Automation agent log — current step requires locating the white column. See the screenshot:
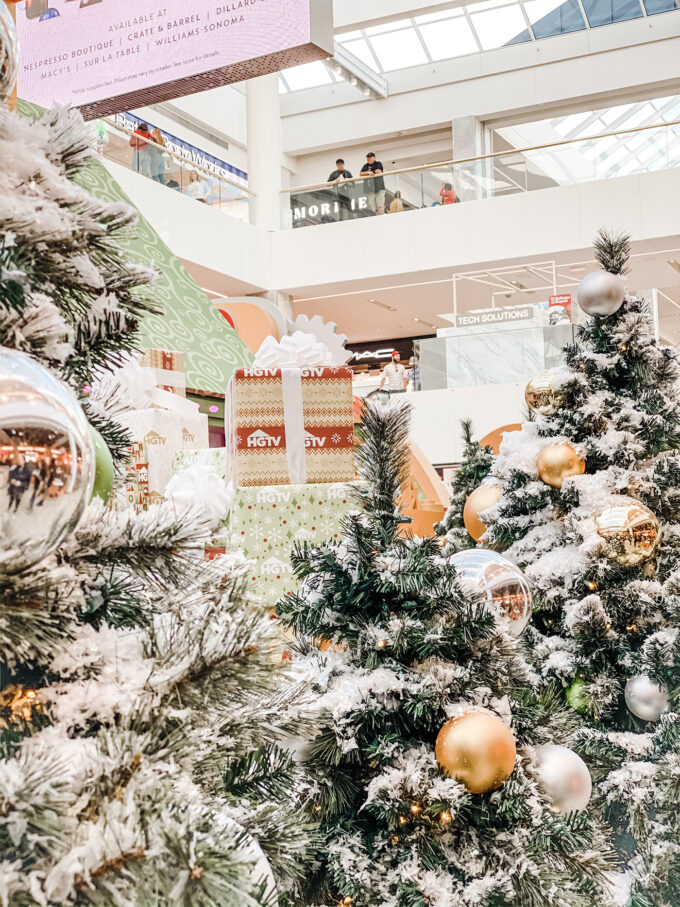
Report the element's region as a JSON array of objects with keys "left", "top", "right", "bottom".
[
  {"left": 246, "top": 73, "right": 283, "bottom": 231},
  {"left": 452, "top": 116, "right": 486, "bottom": 201}
]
